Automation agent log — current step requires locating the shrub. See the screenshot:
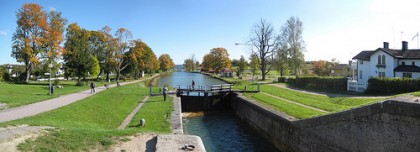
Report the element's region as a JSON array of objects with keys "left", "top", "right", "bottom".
[
  {"left": 53, "top": 79, "right": 60, "bottom": 86},
  {"left": 287, "top": 76, "right": 347, "bottom": 92},
  {"left": 365, "top": 77, "right": 420, "bottom": 94}
]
